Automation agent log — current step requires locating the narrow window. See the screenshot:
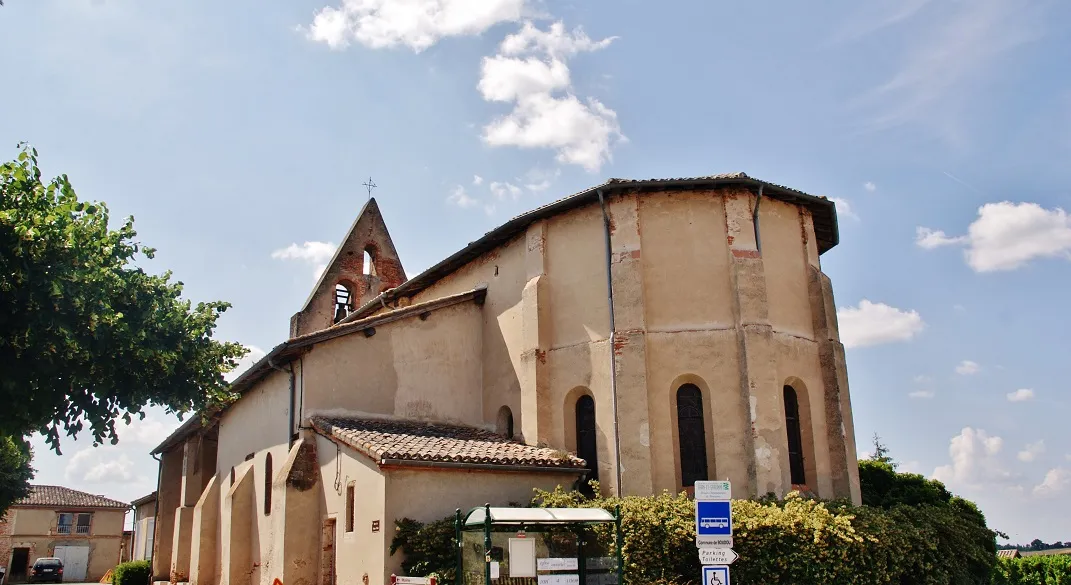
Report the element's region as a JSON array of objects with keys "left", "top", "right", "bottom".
[
  {"left": 263, "top": 453, "right": 273, "bottom": 516},
  {"left": 333, "top": 283, "right": 353, "bottom": 324},
  {"left": 57, "top": 513, "right": 73, "bottom": 534},
  {"left": 363, "top": 248, "right": 376, "bottom": 276},
  {"left": 676, "top": 384, "right": 709, "bottom": 487},
  {"left": 575, "top": 395, "right": 599, "bottom": 496},
  {"left": 497, "top": 406, "right": 514, "bottom": 439},
  {"left": 230, "top": 467, "right": 235, "bottom": 485},
  {"left": 345, "top": 484, "right": 355, "bottom": 532},
  {"left": 784, "top": 386, "right": 806, "bottom": 485}
]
